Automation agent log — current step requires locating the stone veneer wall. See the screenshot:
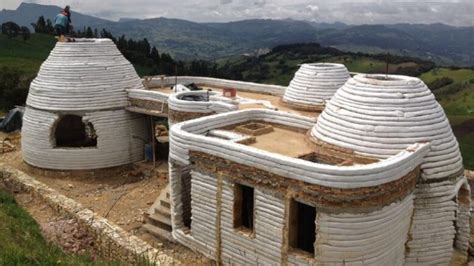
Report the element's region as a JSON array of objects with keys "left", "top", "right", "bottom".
[{"left": 168, "top": 109, "right": 431, "bottom": 264}]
